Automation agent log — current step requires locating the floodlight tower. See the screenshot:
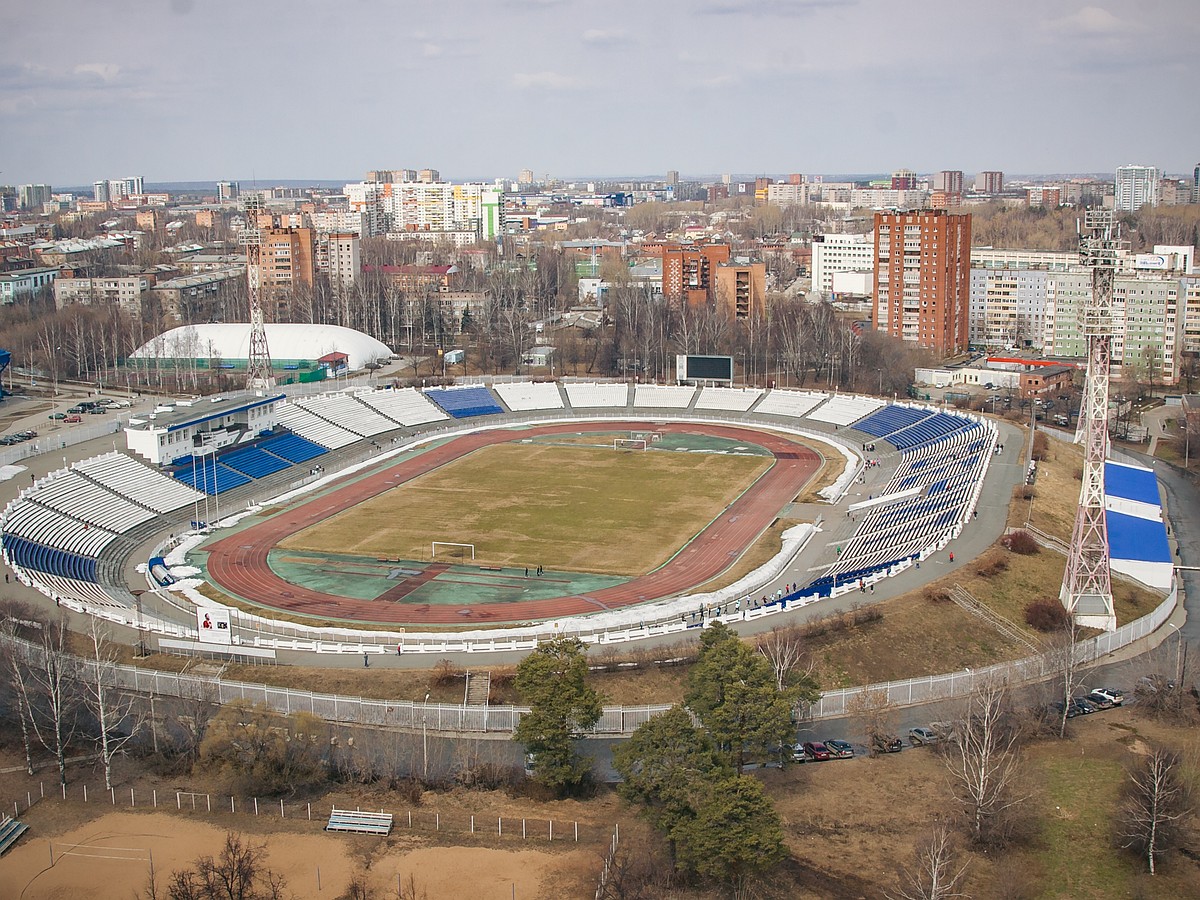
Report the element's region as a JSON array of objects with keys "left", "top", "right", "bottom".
[
  {"left": 241, "top": 195, "right": 275, "bottom": 392},
  {"left": 1059, "top": 209, "right": 1124, "bottom": 631}
]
